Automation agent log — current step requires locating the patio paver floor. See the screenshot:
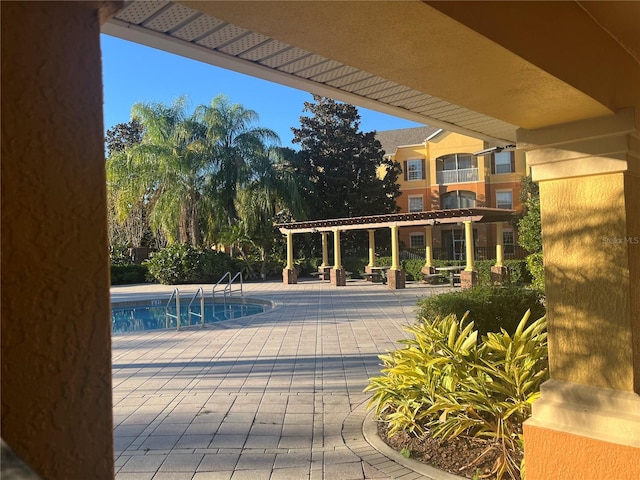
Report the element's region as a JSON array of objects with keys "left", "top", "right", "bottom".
[{"left": 112, "top": 279, "right": 456, "bottom": 479}]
